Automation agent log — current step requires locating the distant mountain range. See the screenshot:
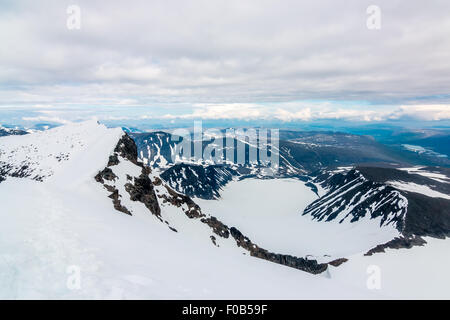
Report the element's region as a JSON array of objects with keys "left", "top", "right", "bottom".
[{"left": 131, "top": 128, "right": 450, "bottom": 246}]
